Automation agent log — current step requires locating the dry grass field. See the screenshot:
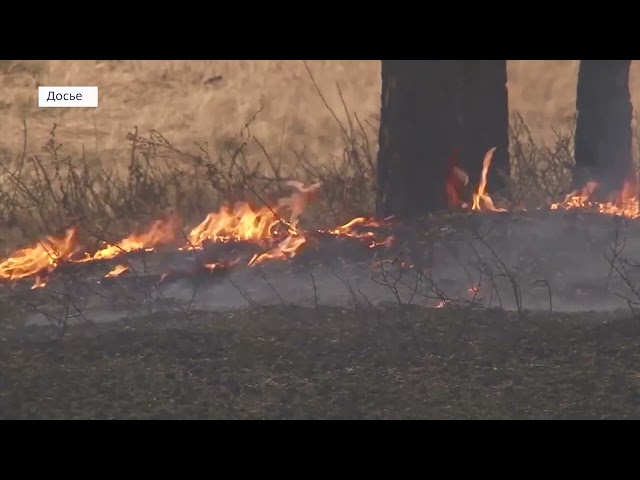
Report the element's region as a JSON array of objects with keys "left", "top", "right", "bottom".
[{"left": 2, "top": 60, "right": 640, "bottom": 164}]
